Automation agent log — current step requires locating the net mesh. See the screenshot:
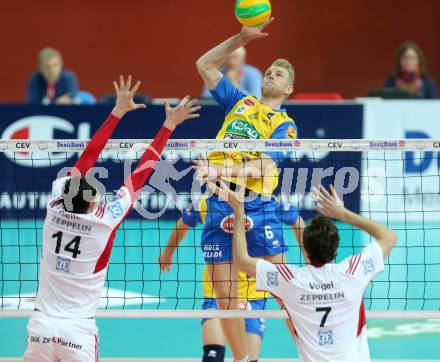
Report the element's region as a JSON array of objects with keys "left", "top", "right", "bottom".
[{"left": 1, "top": 139, "right": 439, "bottom": 315}]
